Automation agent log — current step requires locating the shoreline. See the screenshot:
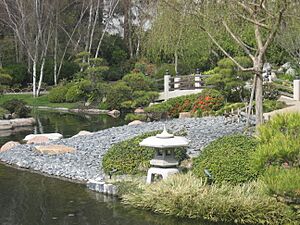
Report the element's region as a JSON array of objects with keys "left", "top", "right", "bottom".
[{"left": 0, "top": 117, "right": 246, "bottom": 184}]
